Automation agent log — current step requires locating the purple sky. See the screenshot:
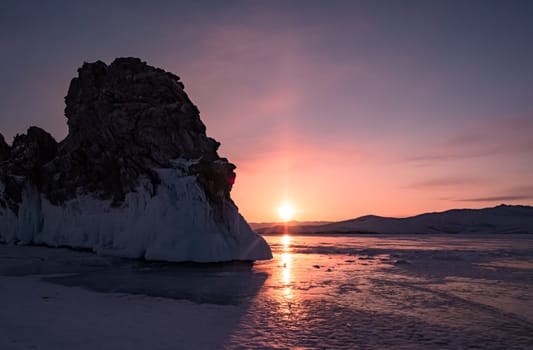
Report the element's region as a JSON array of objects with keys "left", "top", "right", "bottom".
[{"left": 1, "top": 1, "right": 533, "bottom": 221}]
